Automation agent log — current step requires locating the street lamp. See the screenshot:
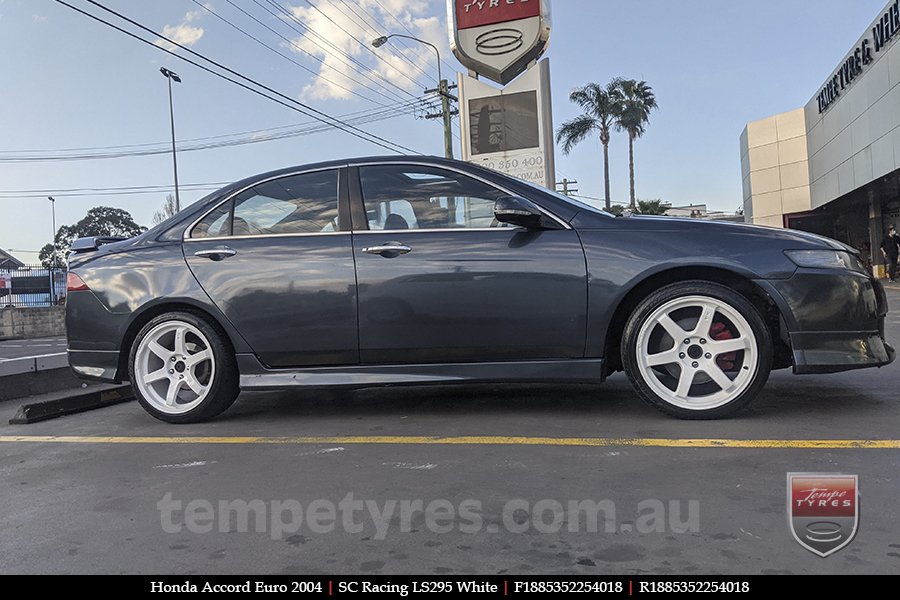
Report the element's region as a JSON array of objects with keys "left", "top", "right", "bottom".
[
  {"left": 372, "top": 34, "right": 455, "bottom": 159},
  {"left": 160, "top": 67, "right": 182, "bottom": 212}
]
